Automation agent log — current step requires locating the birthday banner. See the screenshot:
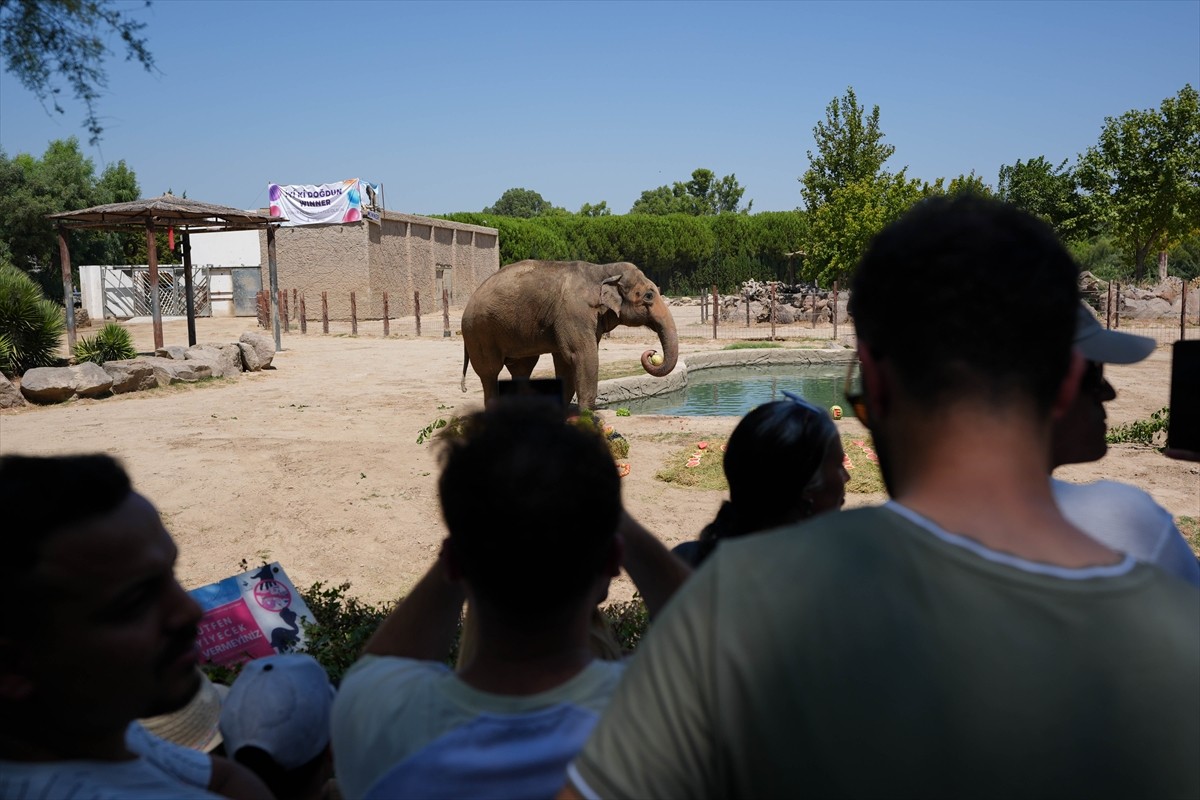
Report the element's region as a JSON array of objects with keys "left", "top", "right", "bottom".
[
  {"left": 269, "top": 179, "right": 364, "bottom": 226},
  {"left": 188, "top": 562, "right": 318, "bottom": 667}
]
